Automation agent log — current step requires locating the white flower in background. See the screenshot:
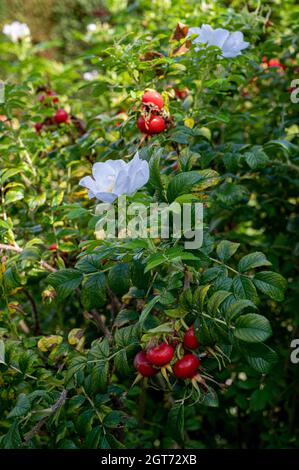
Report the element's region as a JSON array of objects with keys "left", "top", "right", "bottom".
[
  {"left": 87, "top": 23, "right": 97, "bottom": 33},
  {"left": 83, "top": 70, "right": 99, "bottom": 81},
  {"left": 79, "top": 152, "right": 150, "bottom": 203},
  {"left": 2, "top": 21, "right": 30, "bottom": 42},
  {"left": 188, "top": 24, "right": 249, "bottom": 58}
]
